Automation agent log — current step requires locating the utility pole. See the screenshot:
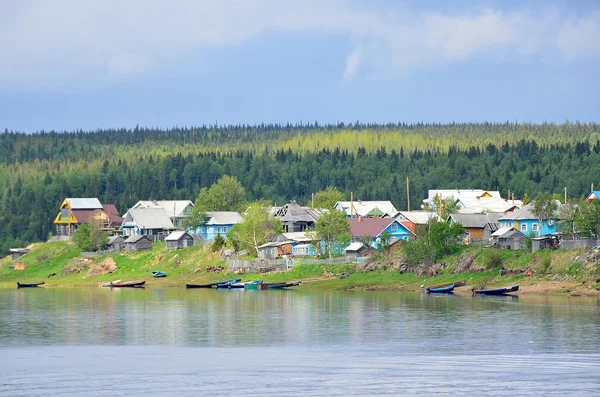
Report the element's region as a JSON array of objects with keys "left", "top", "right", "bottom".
[
  {"left": 564, "top": 187, "right": 567, "bottom": 204},
  {"left": 350, "top": 191, "right": 354, "bottom": 218},
  {"left": 406, "top": 176, "right": 410, "bottom": 211}
]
